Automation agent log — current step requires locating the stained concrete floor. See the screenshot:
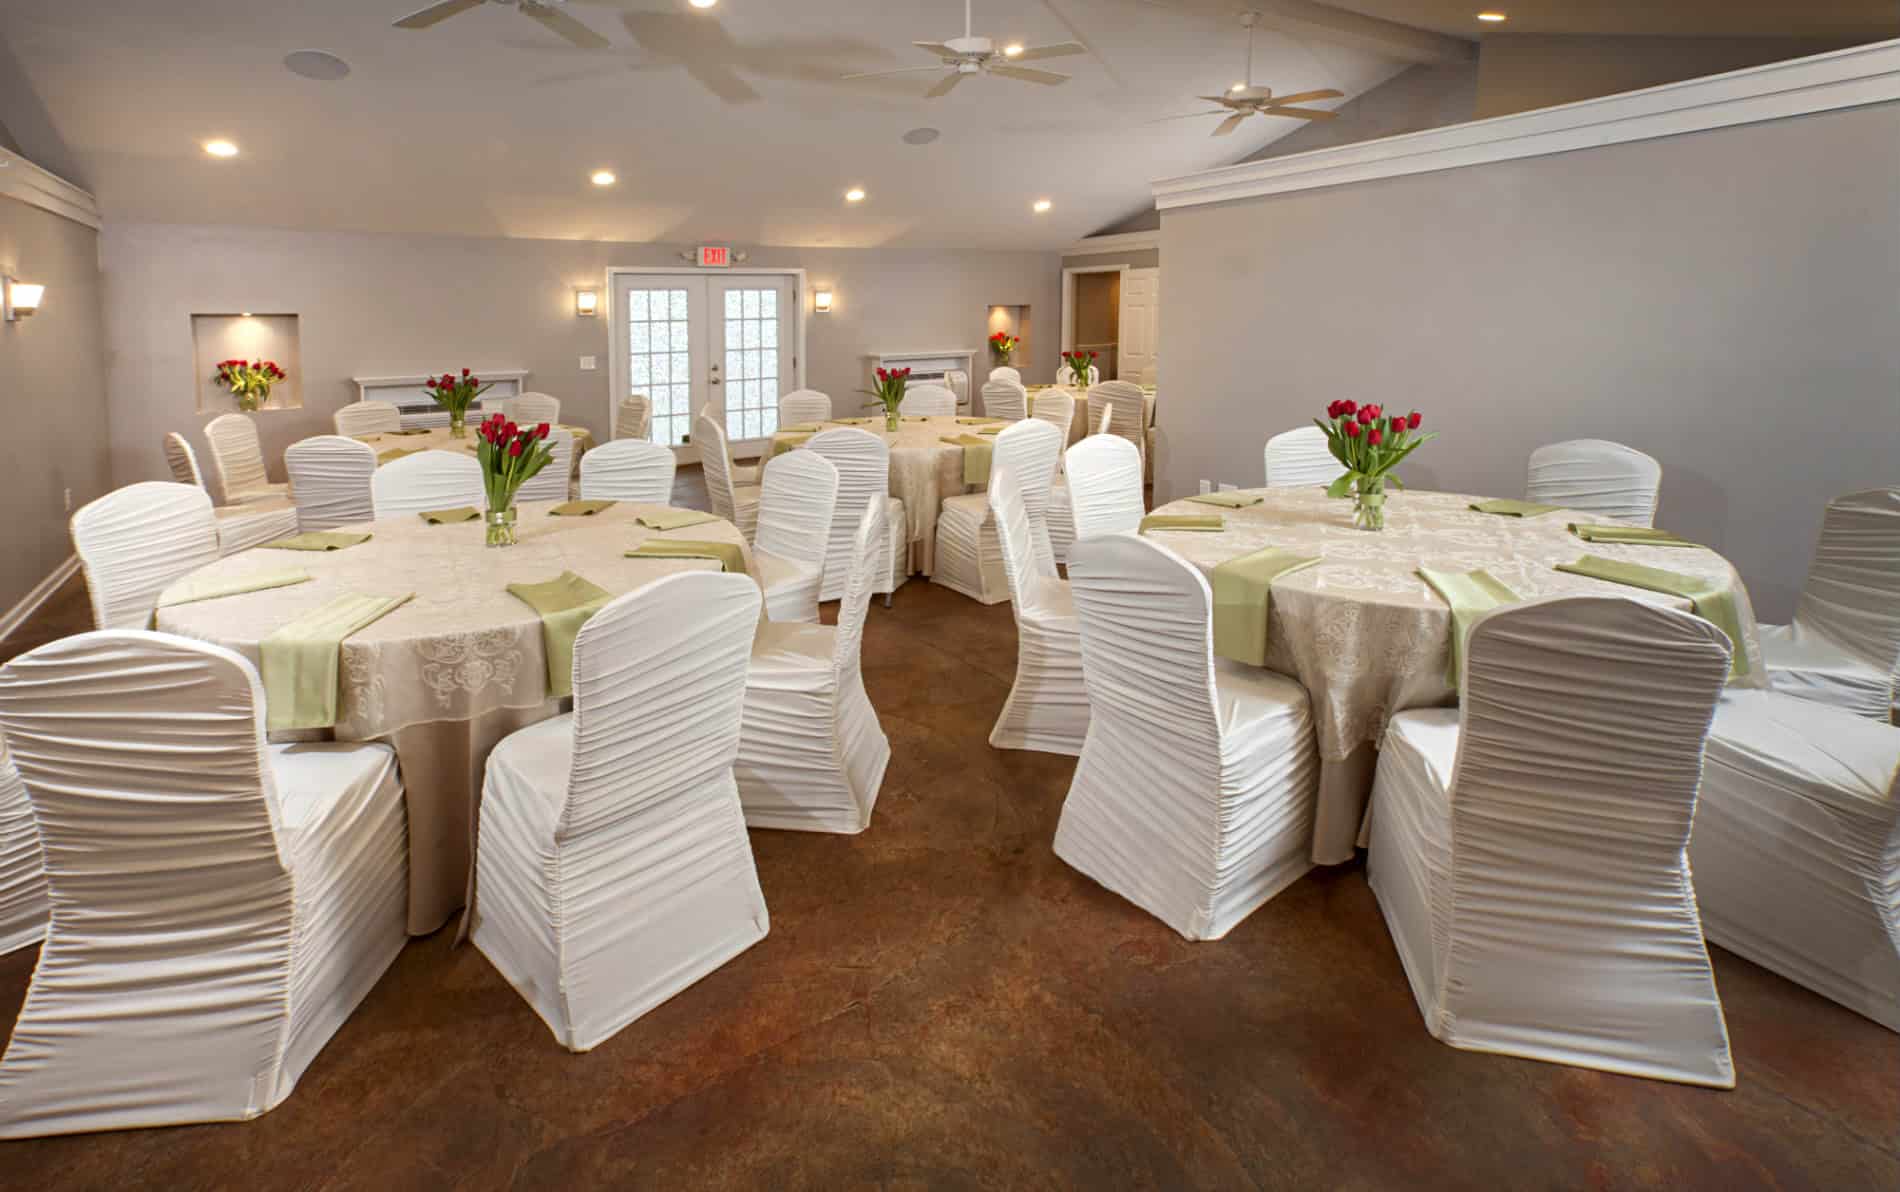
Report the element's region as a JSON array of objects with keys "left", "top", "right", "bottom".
[{"left": 1, "top": 573, "right": 1896, "bottom": 1189}]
